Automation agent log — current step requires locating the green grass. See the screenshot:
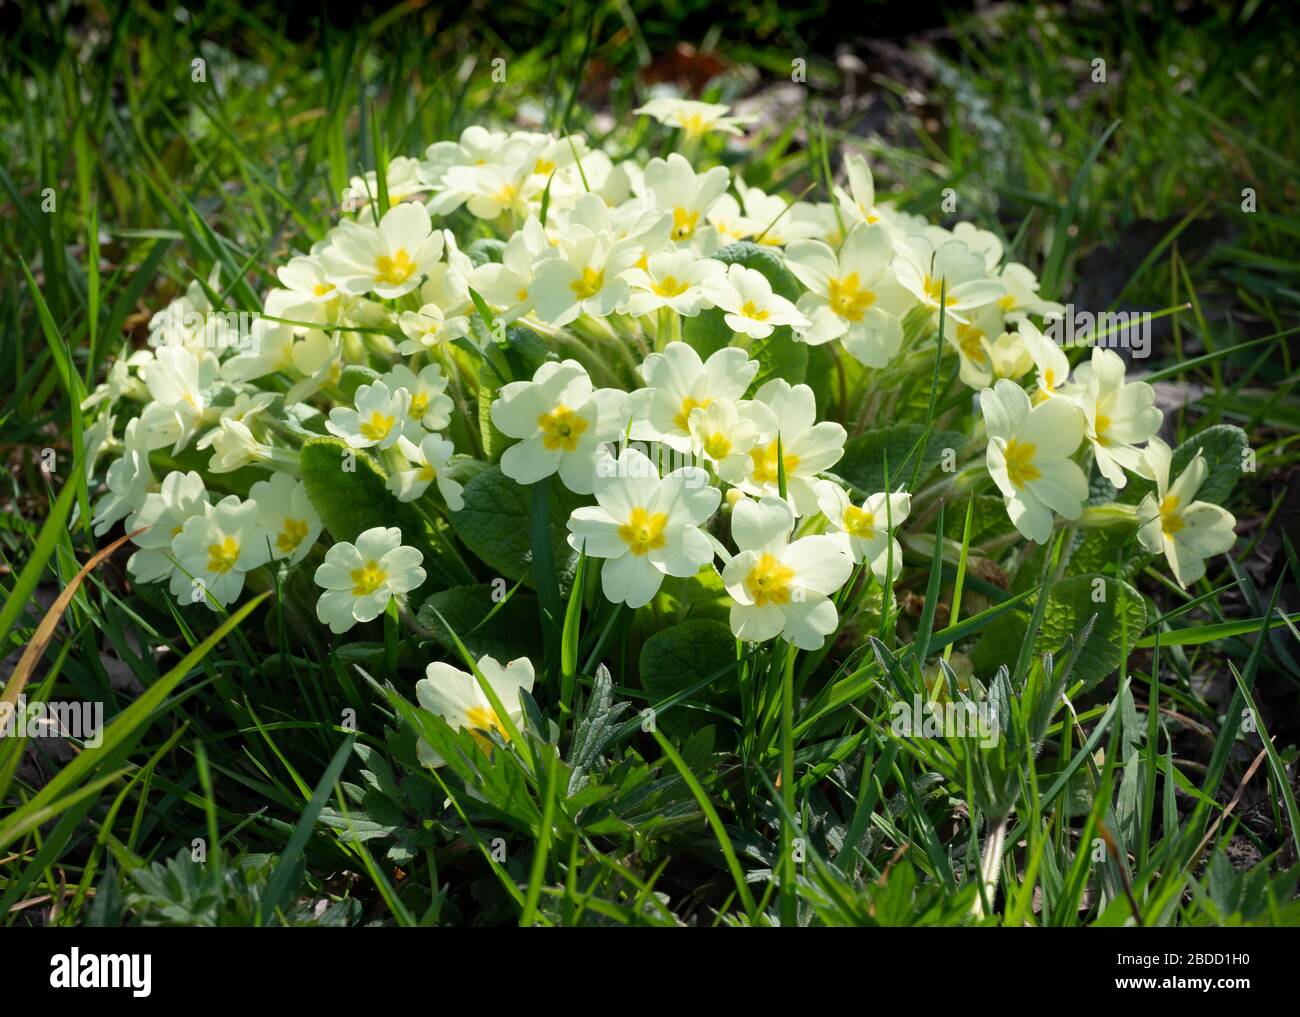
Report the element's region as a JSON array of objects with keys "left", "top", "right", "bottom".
[{"left": 1, "top": 1, "right": 1298, "bottom": 926}]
